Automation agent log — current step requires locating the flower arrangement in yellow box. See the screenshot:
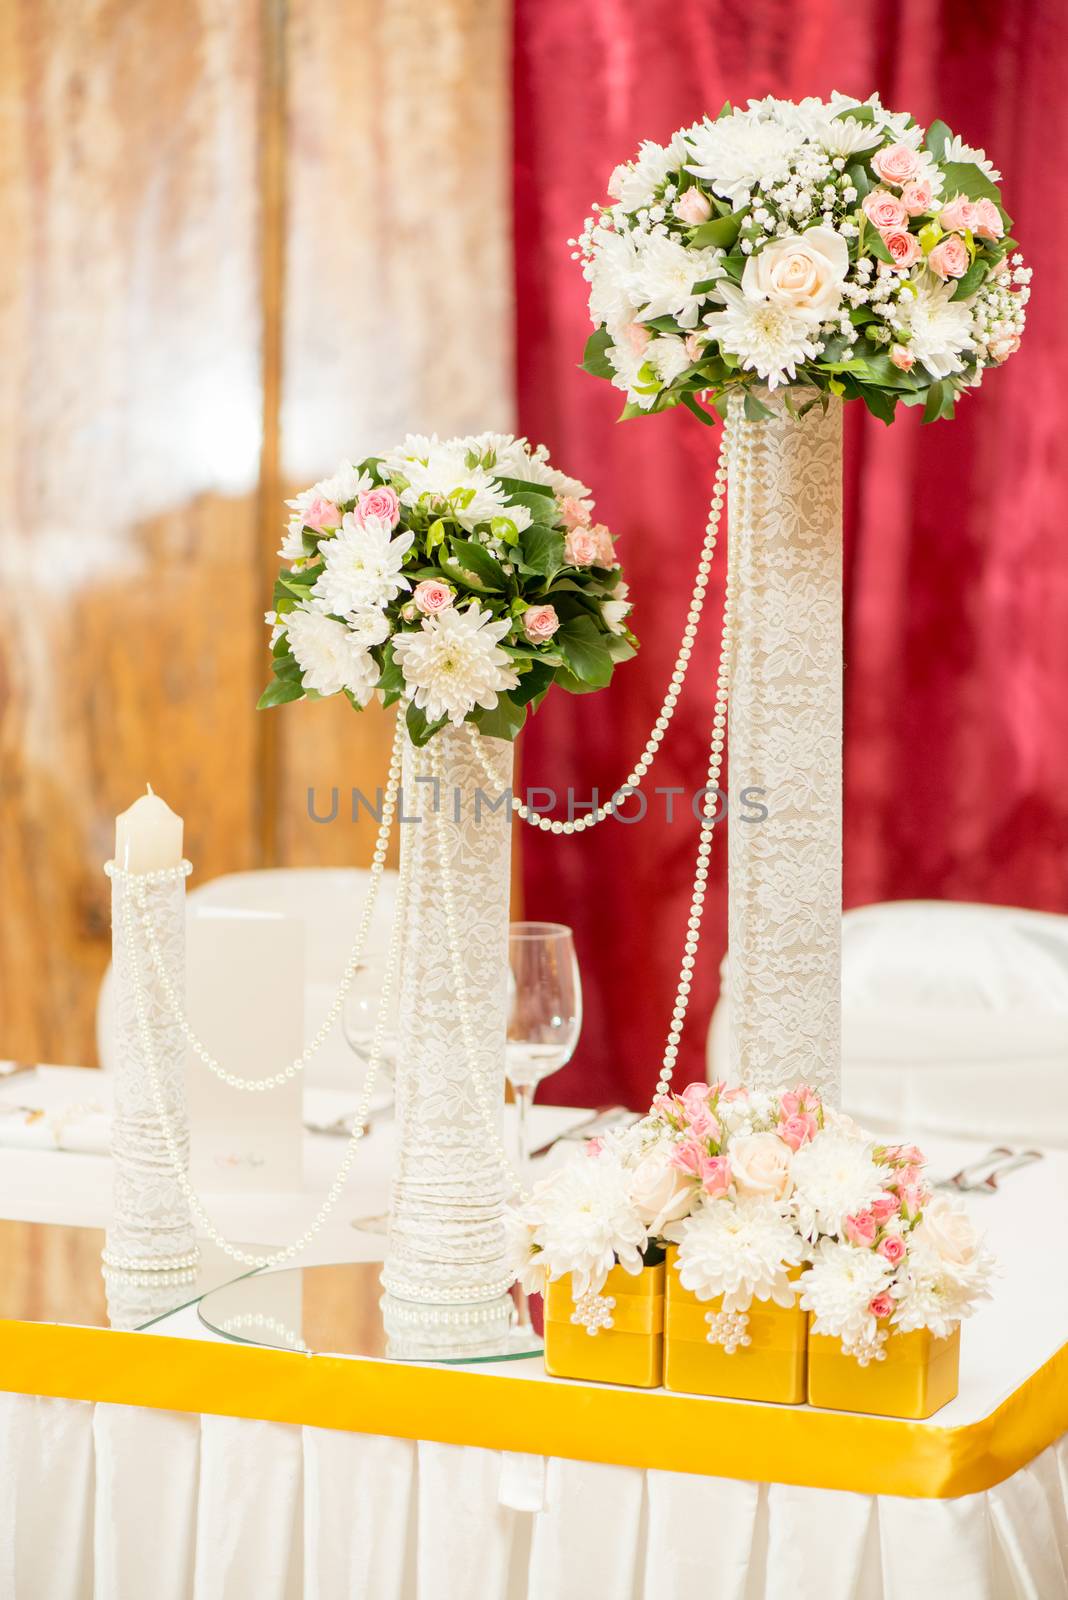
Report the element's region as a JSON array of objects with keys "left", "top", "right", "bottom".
[{"left": 543, "top": 1258, "right": 665, "bottom": 1388}]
